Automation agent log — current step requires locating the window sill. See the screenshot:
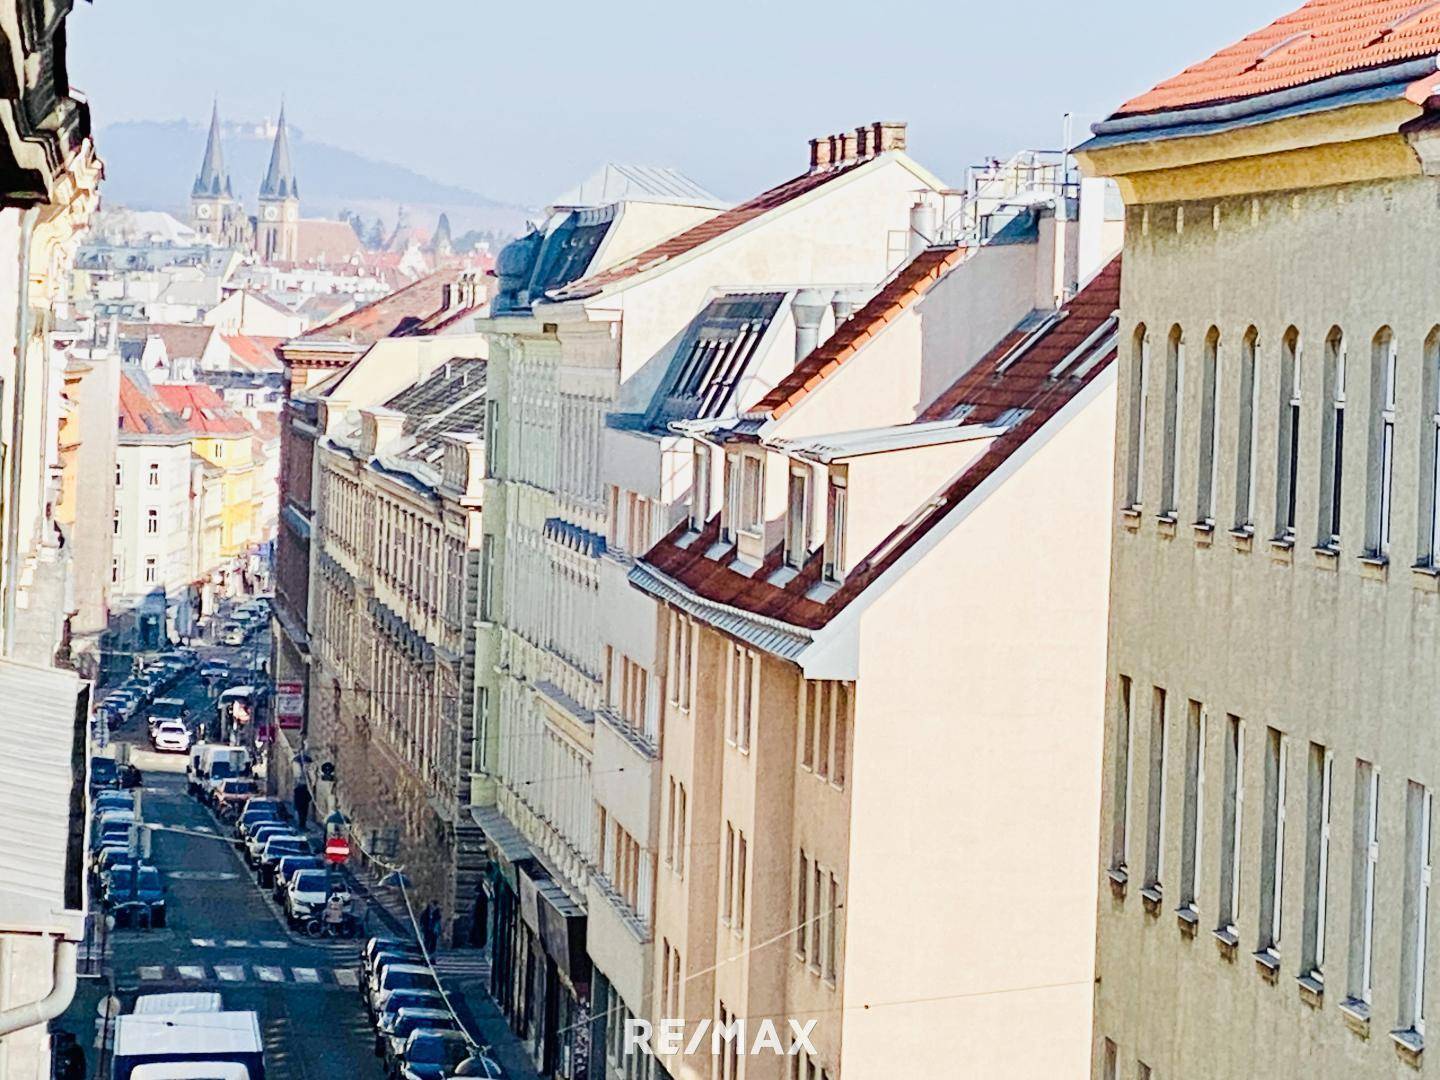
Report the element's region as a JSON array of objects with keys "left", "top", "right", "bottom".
[
  {"left": 1253, "top": 949, "right": 1281, "bottom": 983},
  {"left": 1390, "top": 1027, "right": 1424, "bottom": 1065},
  {"left": 1269, "top": 536, "right": 1295, "bottom": 565},
  {"left": 1213, "top": 927, "right": 1239, "bottom": 960},
  {"left": 1139, "top": 885, "right": 1163, "bottom": 915},
  {"left": 1119, "top": 505, "right": 1142, "bottom": 531},
  {"left": 1339, "top": 998, "right": 1371, "bottom": 1038},
  {"left": 1414, "top": 563, "right": 1440, "bottom": 594},
  {"left": 1296, "top": 973, "right": 1324, "bottom": 1009},
  {"left": 1229, "top": 526, "right": 1255, "bottom": 553},
  {"left": 1175, "top": 905, "right": 1199, "bottom": 937},
  {"left": 1312, "top": 544, "right": 1340, "bottom": 571},
  {"left": 1156, "top": 514, "right": 1178, "bottom": 540},
  {"left": 1193, "top": 521, "right": 1215, "bottom": 547},
  {"left": 1106, "top": 866, "right": 1128, "bottom": 899},
  {"left": 1358, "top": 554, "right": 1389, "bottom": 583}
]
